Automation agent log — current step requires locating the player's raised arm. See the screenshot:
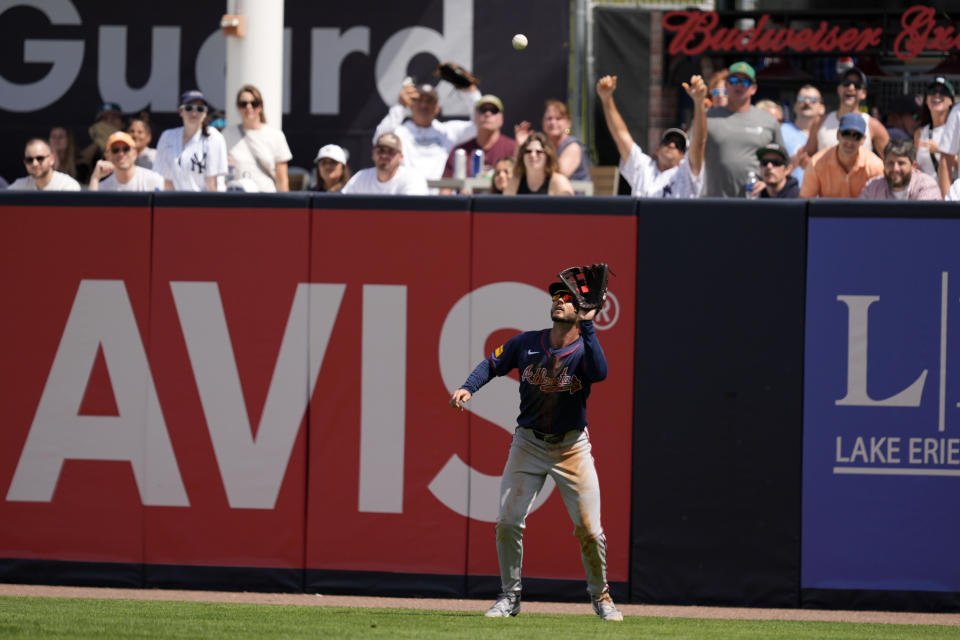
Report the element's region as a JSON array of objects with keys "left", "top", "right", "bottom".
[
  {"left": 683, "top": 75, "right": 708, "bottom": 177},
  {"left": 596, "top": 75, "right": 634, "bottom": 162}
]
